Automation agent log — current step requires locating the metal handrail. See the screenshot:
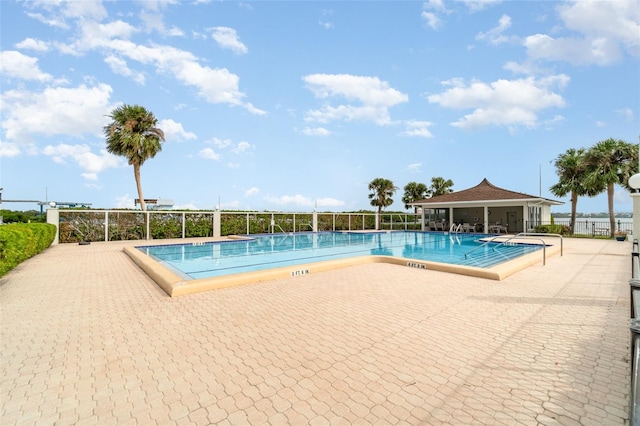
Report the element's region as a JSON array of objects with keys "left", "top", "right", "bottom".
[
  {"left": 631, "top": 320, "right": 640, "bottom": 426},
  {"left": 630, "top": 240, "right": 639, "bottom": 426},
  {"left": 492, "top": 235, "right": 547, "bottom": 265},
  {"left": 514, "top": 232, "right": 563, "bottom": 256},
  {"left": 464, "top": 232, "right": 562, "bottom": 266}
]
